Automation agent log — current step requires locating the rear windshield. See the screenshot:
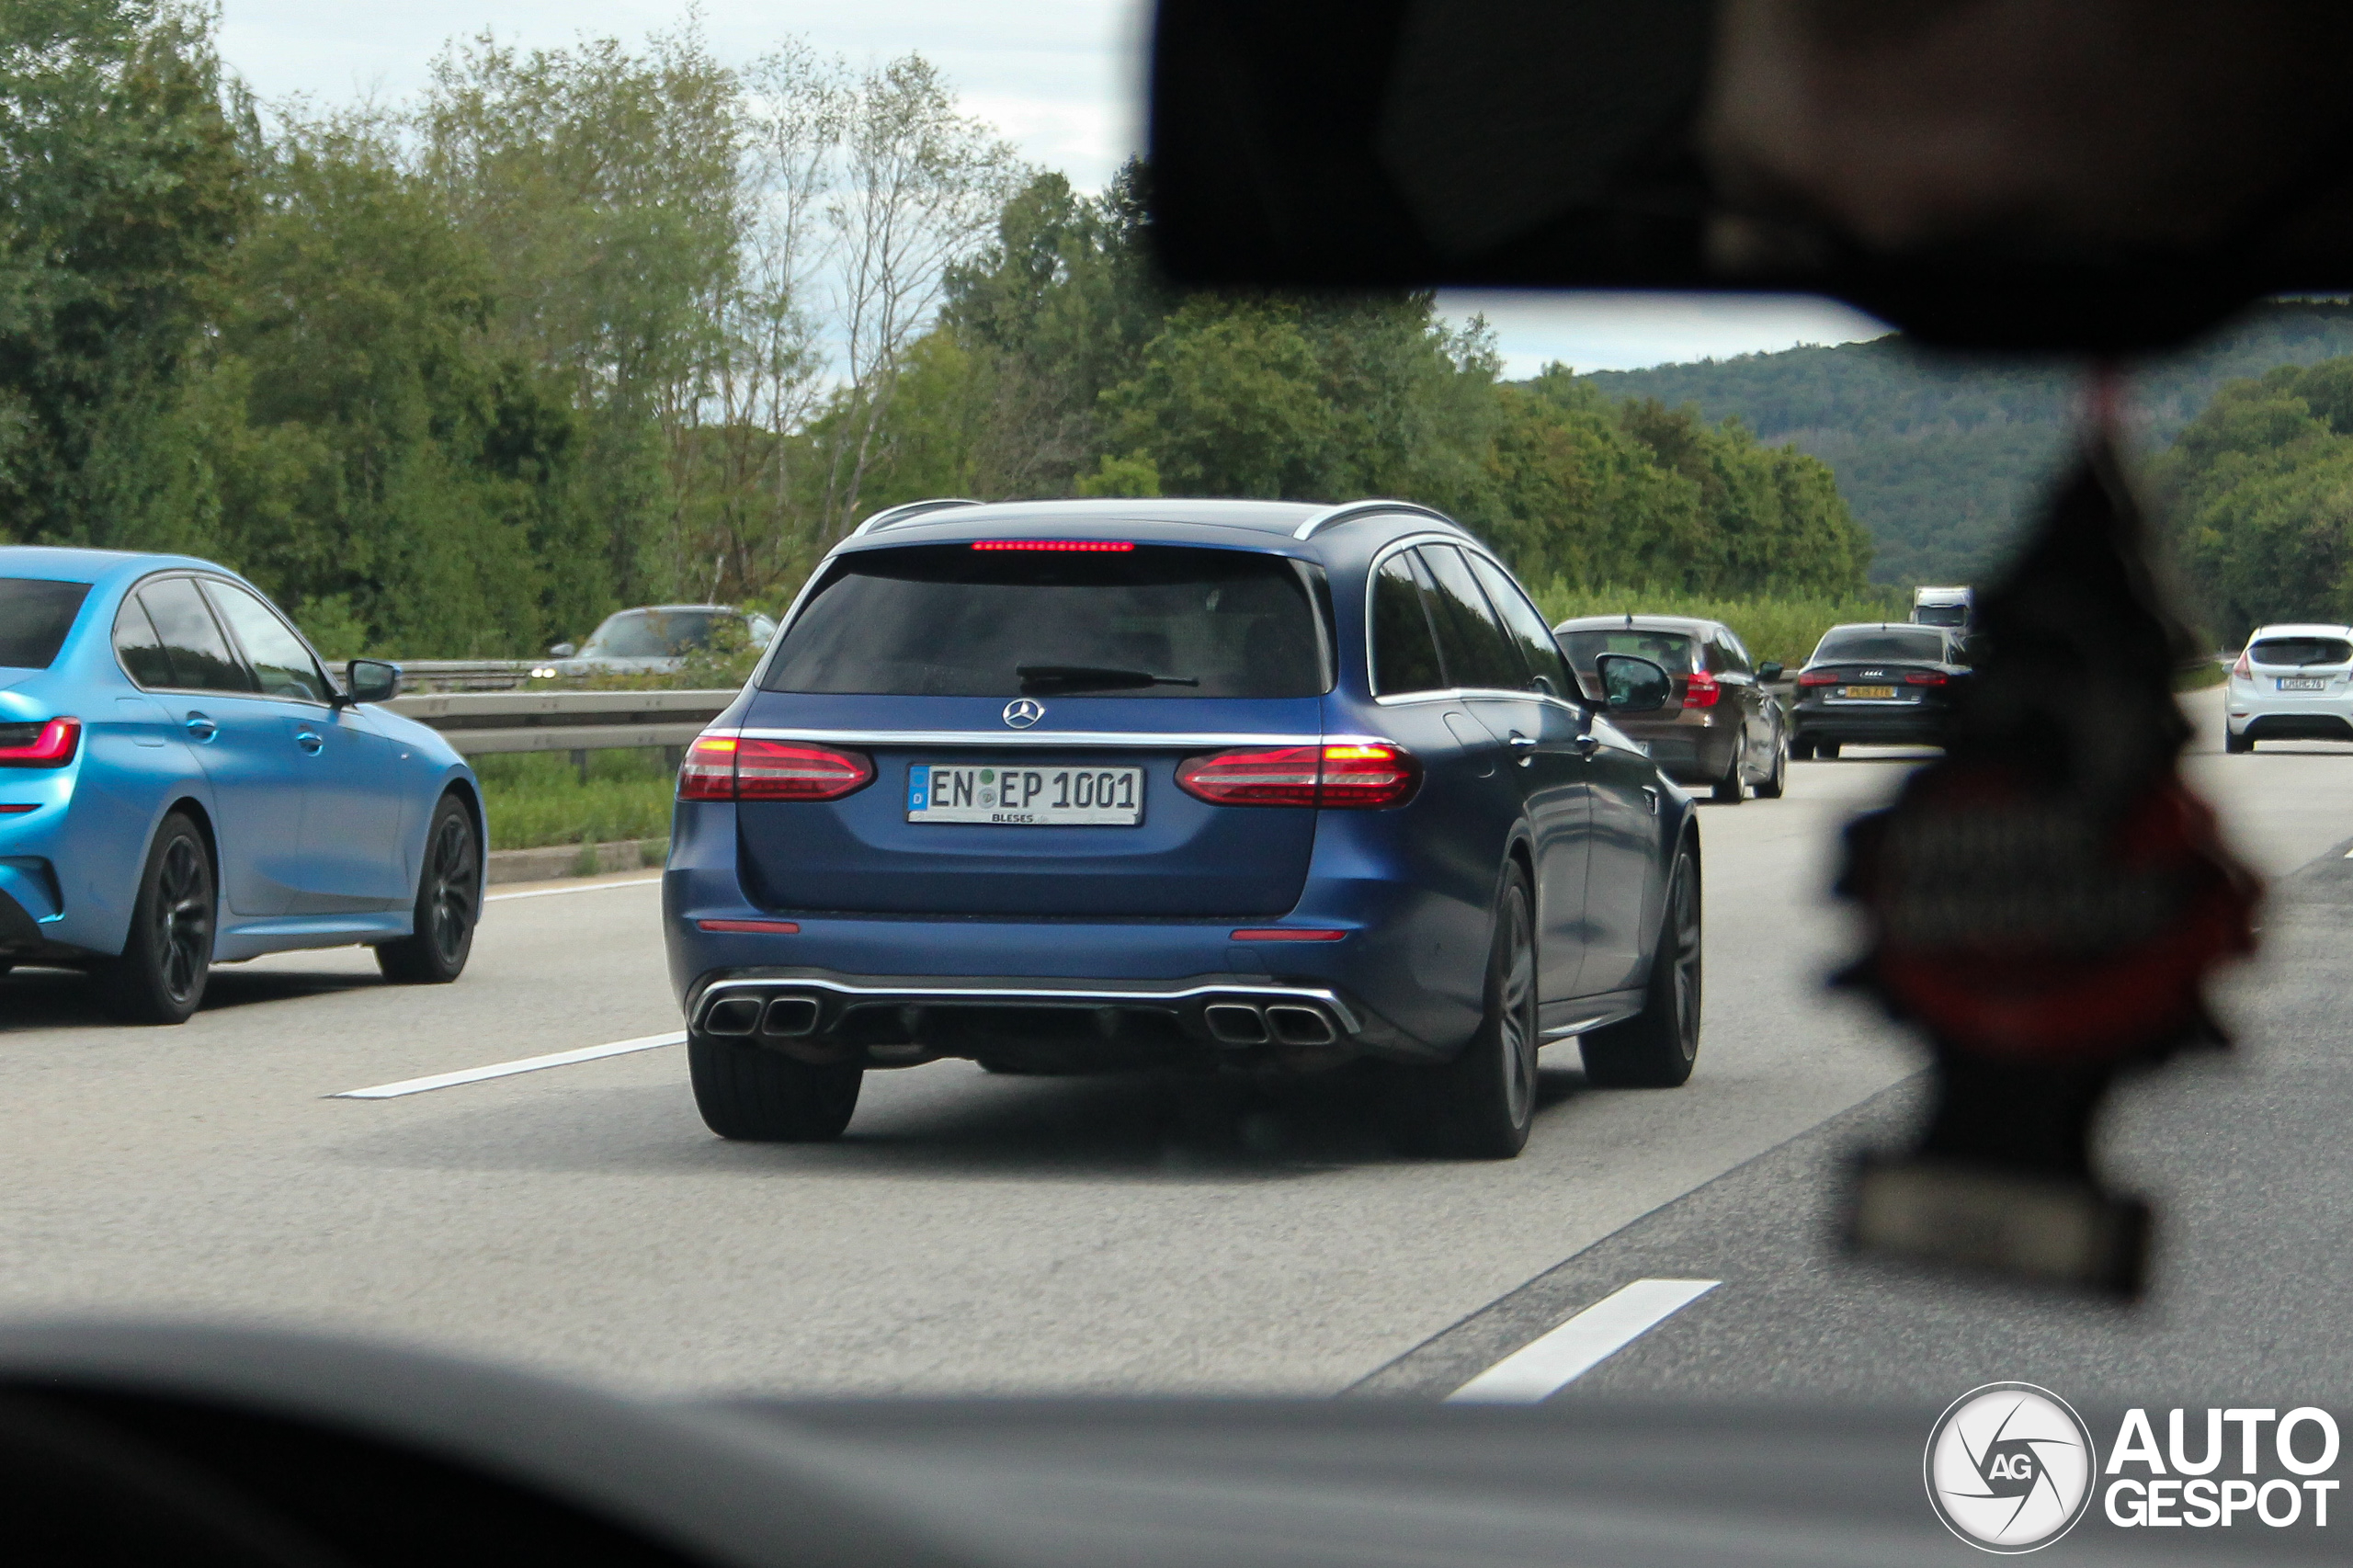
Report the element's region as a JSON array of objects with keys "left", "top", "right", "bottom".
[
  {"left": 1811, "top": 627, "right": 1948, "bottom": 665},
  {"left": 1556, "top": 628, "right": 1696, "bottom": 675},
  {"left": 763, "top": 544, "right": 1328, "bottom": 699},
  {"left": 0, "top": 577, "right": 92, "bottom": 669},
  {"left": 2250, "top": 636, "right": 2353, "bottom": 667},
  {"left": 584, "top": 608, "right": 728, "bottom": 658},
  {"left": 1913, "top": 604, "right": 1968, "bottom": 628}
]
